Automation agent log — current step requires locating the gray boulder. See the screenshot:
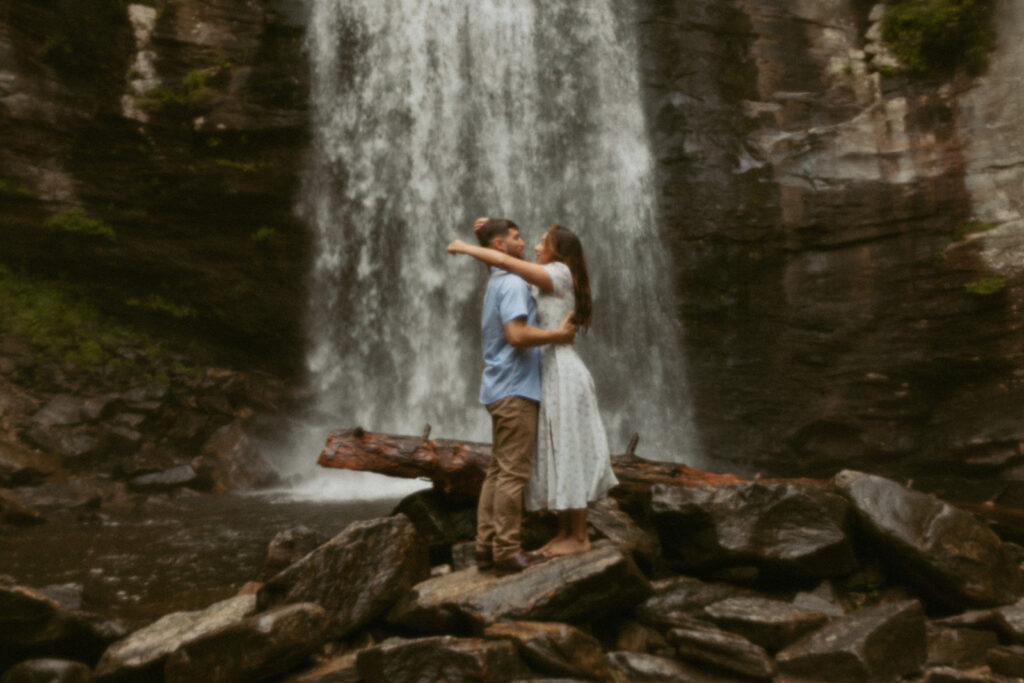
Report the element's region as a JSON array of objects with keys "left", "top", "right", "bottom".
[
  {"left": 635, "top": 575, "right": 755, "bottom": 631},
  {"left": 987, "top": 644, "right": 1024, "bottom": 678},
  {"left": 258, "top": 515, "right": 428, "bottom": 637},
  {"left": 483, "top": 621, "right": 609, "bottom": 680},
  {"left": 0, "top": 489, "right": 46, "bottom": 526},
  {"left": 776, "top": 599, "right": 927, "bottom": 683},
  {"left": 0, "top": 582, "right": 126, "bottom": 672},
  {"left": 32, "top": 396, "right": 87, "bottom": 427},
  {"left": 261, "top": 525, "right": 327, "bottom": 579},
  {"left": 0, "top": 658, "right": 91, "bottom": 683},
  {"left": 925, "top": 623, "right": 999, "bottom": 668},
  {"left": 93, "top": 594, "right": 256, "bottom": 682},
  {"left": 164, "top": 602, "right": 330, "bottom": 683},
  {"left": 604, "top": 651, "right": 725, "bottom": 682},
  {"left": 127, "top": 465, "right": 199, "bottom": 493},
  {"left": 0, "top": 441, "right": 58, "bottom": 486},
  {"left": 650, "top": 481, "right": 855, "bottom": 580},
  {"left": 387, "top": 541, "right": 650, "bottom": 633},
  {"left": 667, "top": 621, "right": 775, "bottom": 679},
  {"left": 702, "top": 595, "right": 829, "bottom": 651},
  {"left": 834, "top": 470, "right": 1024, "bottom": 608},
  {"left": 356, "top": 636, "right": 531, "bottom": 683}
]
